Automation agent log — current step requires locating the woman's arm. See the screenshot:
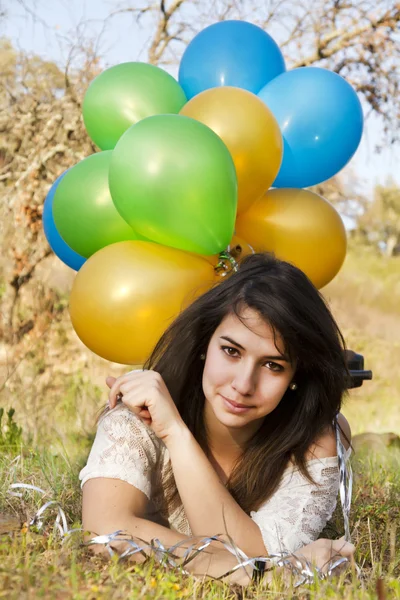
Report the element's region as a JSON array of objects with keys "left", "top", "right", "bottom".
[
  {"left": 106, "top": 371, "right": 266, "bottom": 556},
  {"left": 80, "top": 403, "right": 252, "bottom": 584},
  {"left": 337, "top": 413, "right": 352, "bottom": 449},
  {"left": 82, "top": 477, "right": 355, "bottom": 584},
  {"left": 165, "top": 415, "right": 352, "bottom": 558},
  {"left": 82, "top": 477, "right": 253, "bottom": 585},
  {"left": 105, "top": 373, "right": 352, "bottom": 561},
  {"left": 306, "top": 413, "right": 352, "bottom": 460},
  {"left": 165, "top": 427, "right": 267, "bottom": 557}
]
